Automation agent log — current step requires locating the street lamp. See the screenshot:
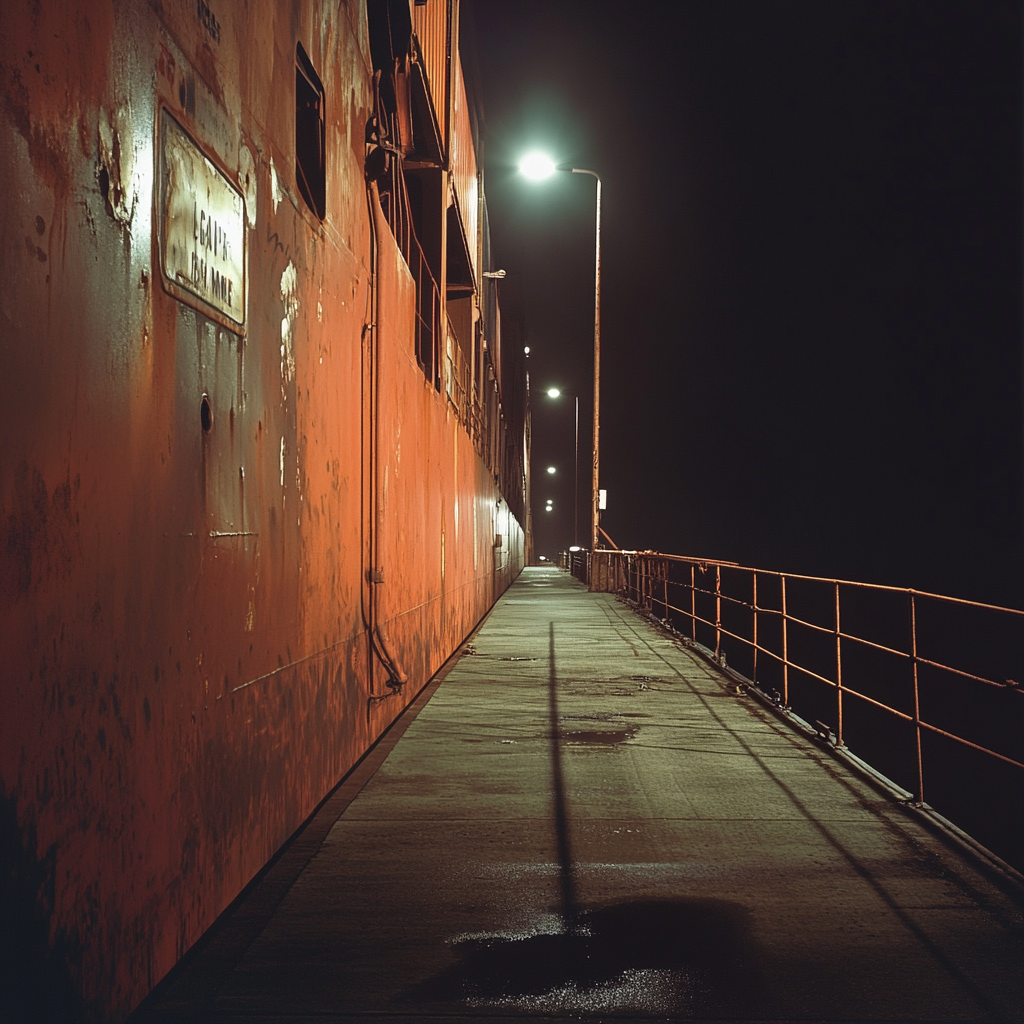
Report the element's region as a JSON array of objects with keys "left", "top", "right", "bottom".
[
  {"left": 519, "top": 153, "right": 602, "bottom": 568},
  {"left": 545, "top": 388, "right": 580, "bottom": 548}
]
